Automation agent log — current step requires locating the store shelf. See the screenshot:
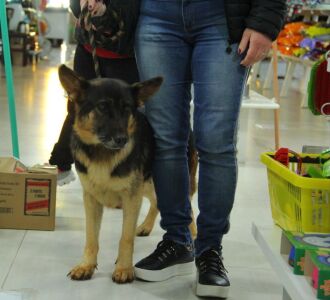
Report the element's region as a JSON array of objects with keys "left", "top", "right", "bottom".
[
  {"left": 242, "top": 90, "right": 279, "bottom": 110},
  {"left": 278, "top": 53, "right": 315, "bottom": 67},
  {"left": 302, "top": 4, "right": 330, "bottom": 12},
  {"left": 251, "top": 223, "right": 318, "bottom": 300}
]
